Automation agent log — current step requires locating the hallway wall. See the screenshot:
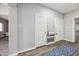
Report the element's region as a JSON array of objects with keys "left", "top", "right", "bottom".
[
  {"left": 18, "top": 3, "right": 64, "bottom": 53},
  {"left": 8, "top": 3, "right": 64, "bottom": 55}
]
